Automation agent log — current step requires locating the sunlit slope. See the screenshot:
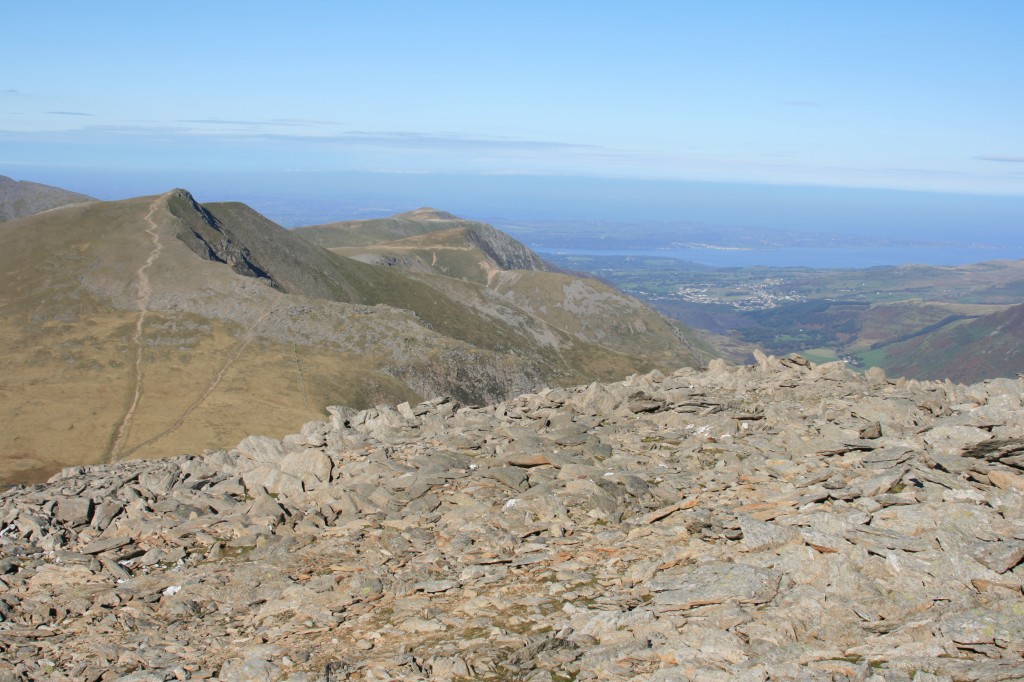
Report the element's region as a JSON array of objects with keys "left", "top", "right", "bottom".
[
  {"left": 295, "top": 209, "right": 714, "bottom": 367},
  {"left": 294, "top": 208, "right": 462, "bottom": 247},
  {"left": 487, "top": 269, "right": 714, "bottom": 368},
  {"left": 0, "top": 193, "right": 463, "bottom": 482},
  {"left": 0, "top": 174, "right": 96, "bottom": 222},
  {"left": 0, "top": 192, "right": 710, "bottom": 484},
  {"left": 295, "top": 207, "right": 547, "bottom": 281},
  {"left": 863, "top": 302, "right": 1024, "bottom": 382}
]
